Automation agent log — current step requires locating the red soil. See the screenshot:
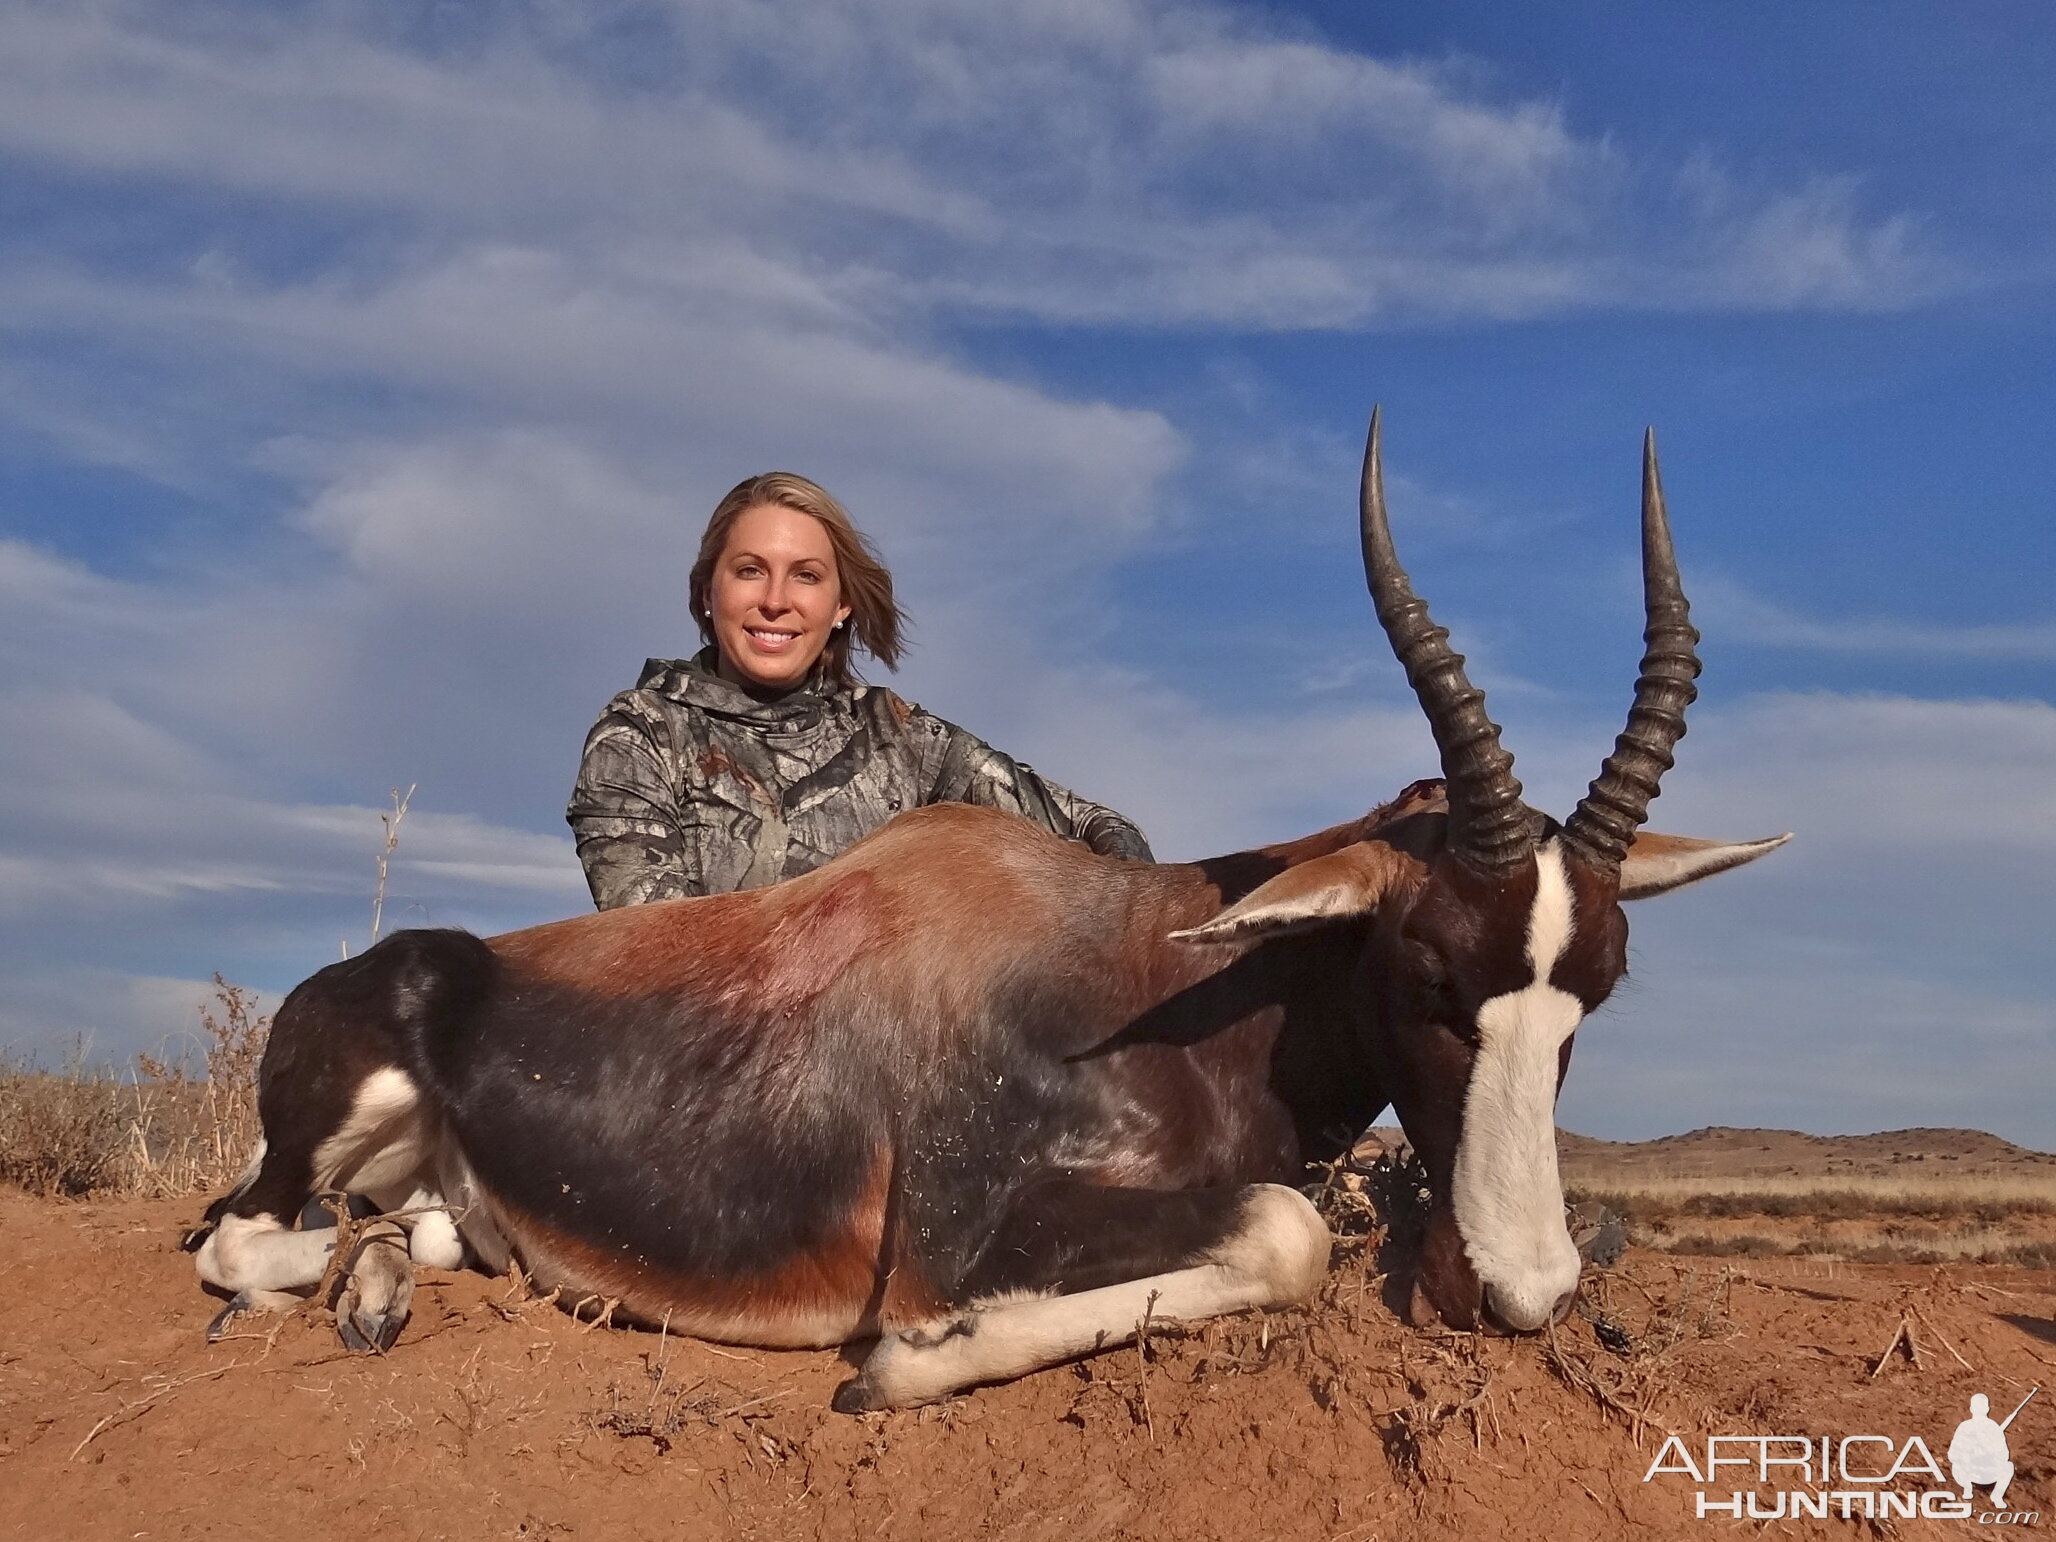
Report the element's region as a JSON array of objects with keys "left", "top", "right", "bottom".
[{"left": 1, "top": 1189, "right": 2050, "bottom": 1541}]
